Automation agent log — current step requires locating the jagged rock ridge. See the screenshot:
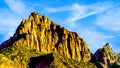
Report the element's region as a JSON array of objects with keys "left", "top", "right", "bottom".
[
  {"left": 0, "top": 12, "right": 91, "bottom": 62},
  {"left": 92, "top": 43, "right": 117, "bottom": 67},
  {"left": 0, "top": 12, "right": 120, "bottom": 68}
]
